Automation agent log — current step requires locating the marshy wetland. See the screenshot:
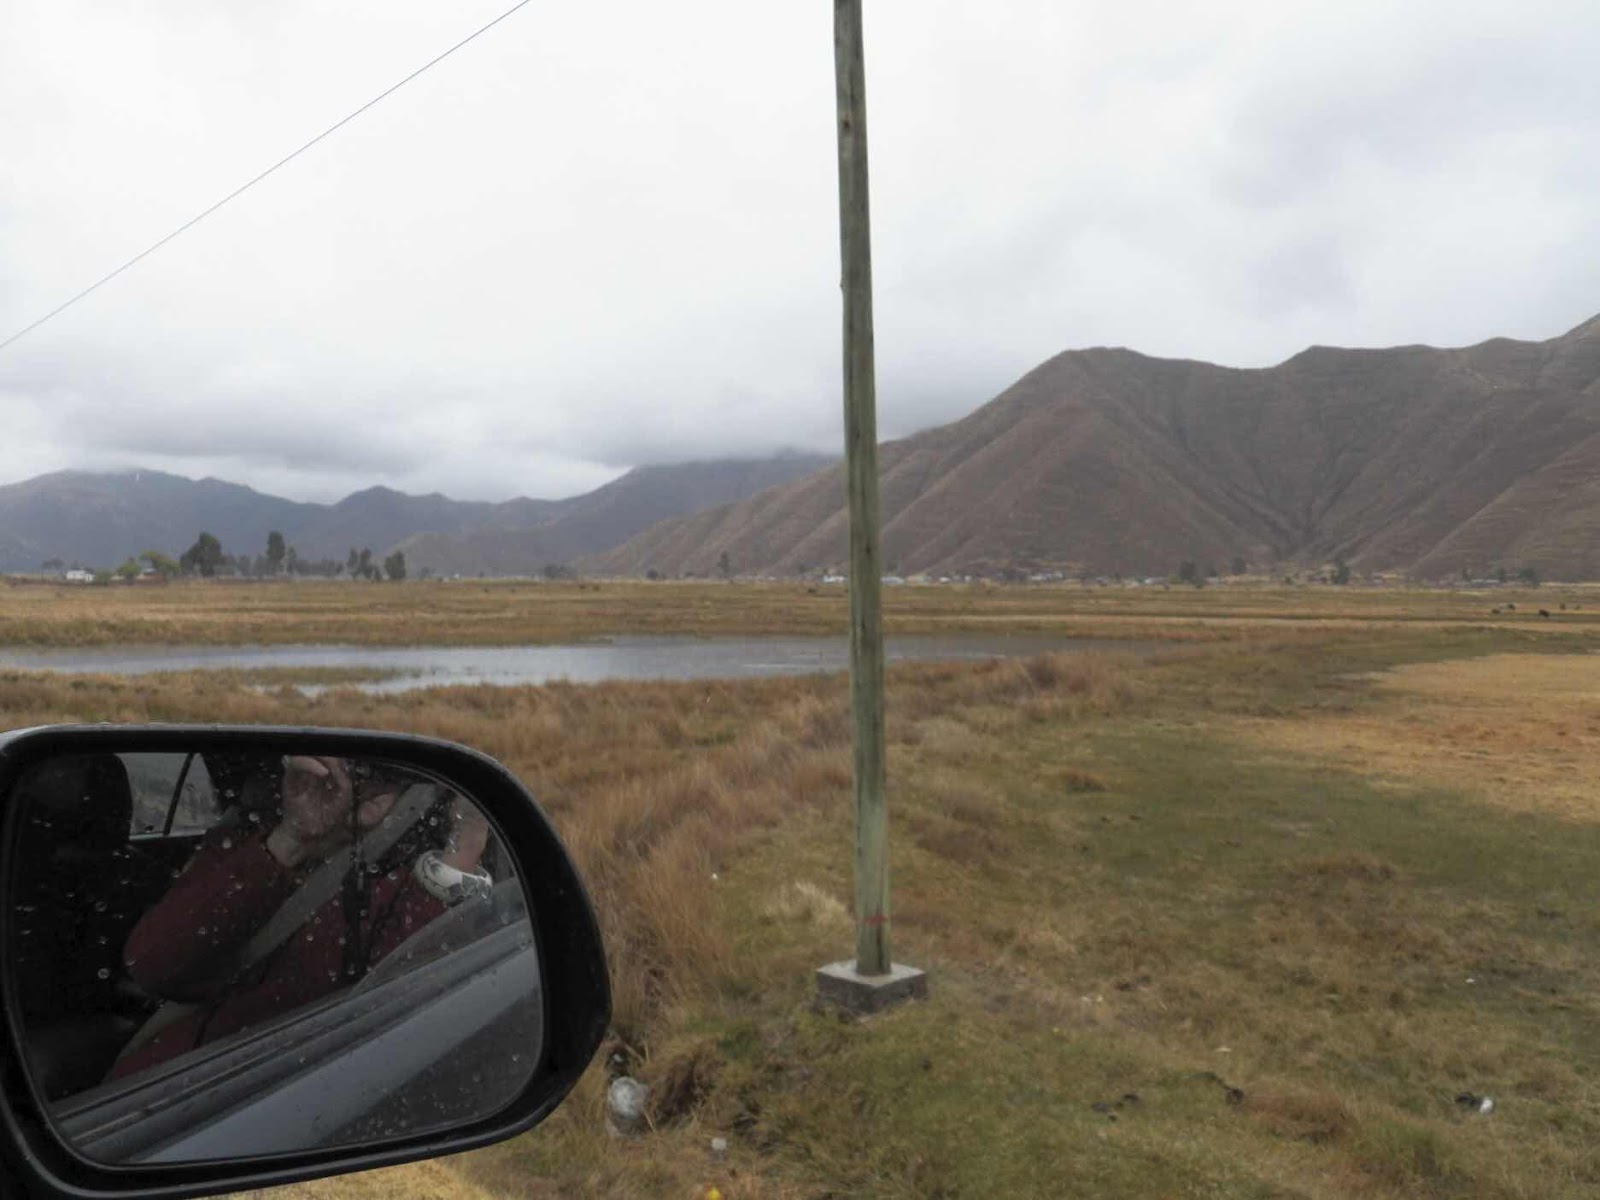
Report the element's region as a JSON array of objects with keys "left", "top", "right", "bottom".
[{"left": 5, "top": 579, "right": 1597, "bottom": 1198}]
